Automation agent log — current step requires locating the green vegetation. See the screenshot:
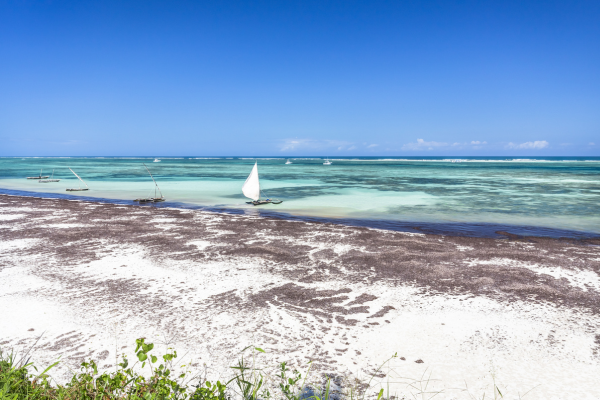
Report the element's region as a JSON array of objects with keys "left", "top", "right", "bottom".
[
  {"left": 0, "top": 338, "right": 374, "bottom": 400},
  {"left": 1, "top": 339, "right": 535, "bottom": 400}
]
